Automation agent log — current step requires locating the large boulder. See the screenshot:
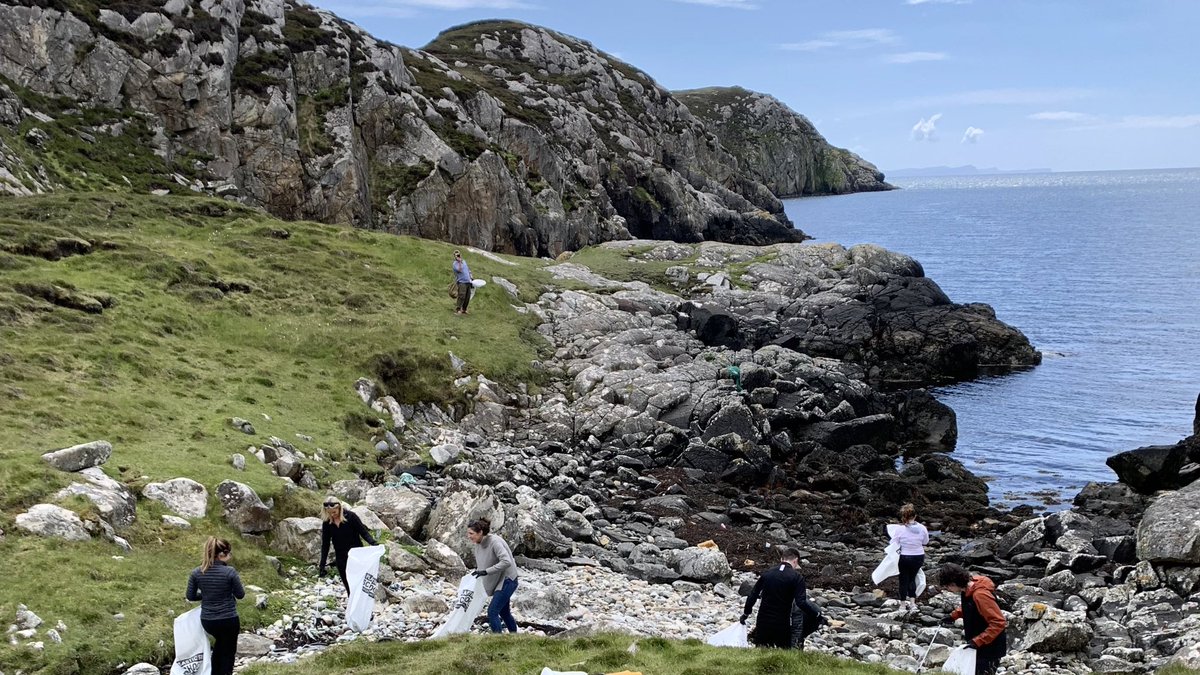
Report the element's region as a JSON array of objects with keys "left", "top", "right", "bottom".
[
  {"left": 423, "top": 483, "right": 503, "bottom": 563},
  {"left": 54, "top": 467, "right": 136, "bottom": 530},
  {"left": 364, "top": 486, "right": 432, "bottom": 535},
  {"left": 331, "top": 479, "right": 373, "bottom": 504},
  {"left": 41, "top": 440, "right": 112, "bottom": 472},
  {"left": 1022, "top": 608, "right": 1093, "bottom": 652},
  {"left": 15, "top": 504, "right": 91, "bottom": 541},
  {"left": 997, "top": 517, "right": 1046, "bottom": 559},
  {"left": 1107, "top": 443, "right": 1194, "bottom": 494},
  {"left": 142, "top": 478, "right": 209, "bottom": 518},
  {"left": 424, "top": 538, "right": 467, "bottom": 577},
  {"left": 512, "top": 579, "right": 572, "bottom": 621},
  {"left": 1136, "top": 481, "right": 1200, "bottom": 563},
  {"left": 235, "top": 633, "right": 274, "bottom": 657},
  {"left": 272, "top": 517, "right": 323, "bottom": 563},
  {"left": 499, "top": 486, "right": 573, "bottom": 559},
  {"left": 673, "top": 547, "right": 732, "bottom": 583},
  {"left": 216, "top": 481, "right": 272, "bottom": 534}
]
